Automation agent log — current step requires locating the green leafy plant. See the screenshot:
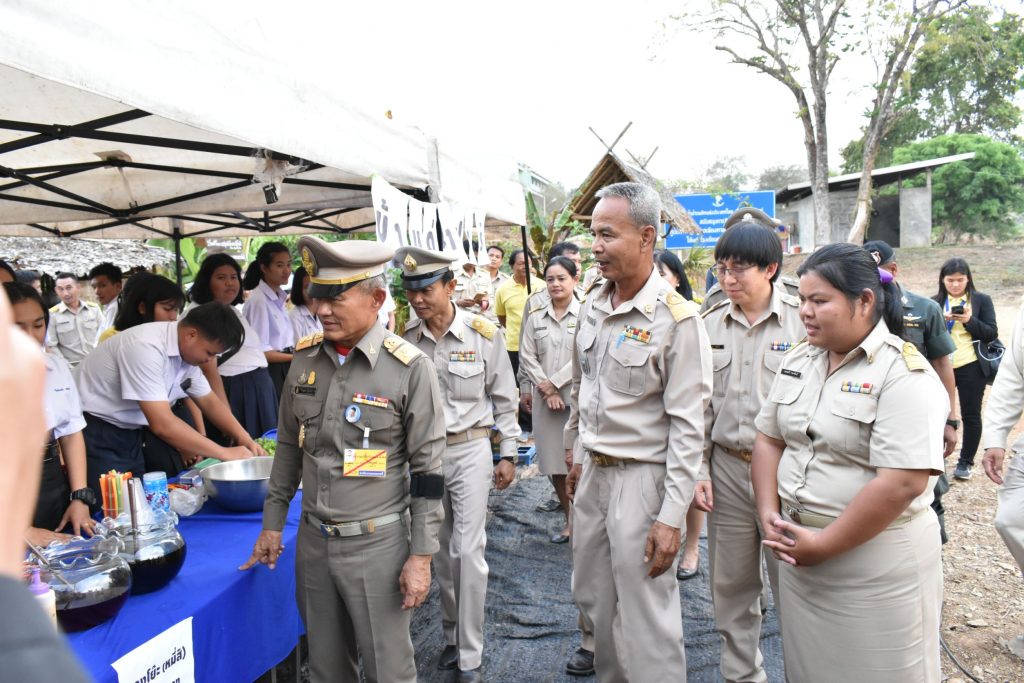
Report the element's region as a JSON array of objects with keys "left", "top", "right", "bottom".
[{"left": 525, "top": 192, "right": 586, "bottom": 278}]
